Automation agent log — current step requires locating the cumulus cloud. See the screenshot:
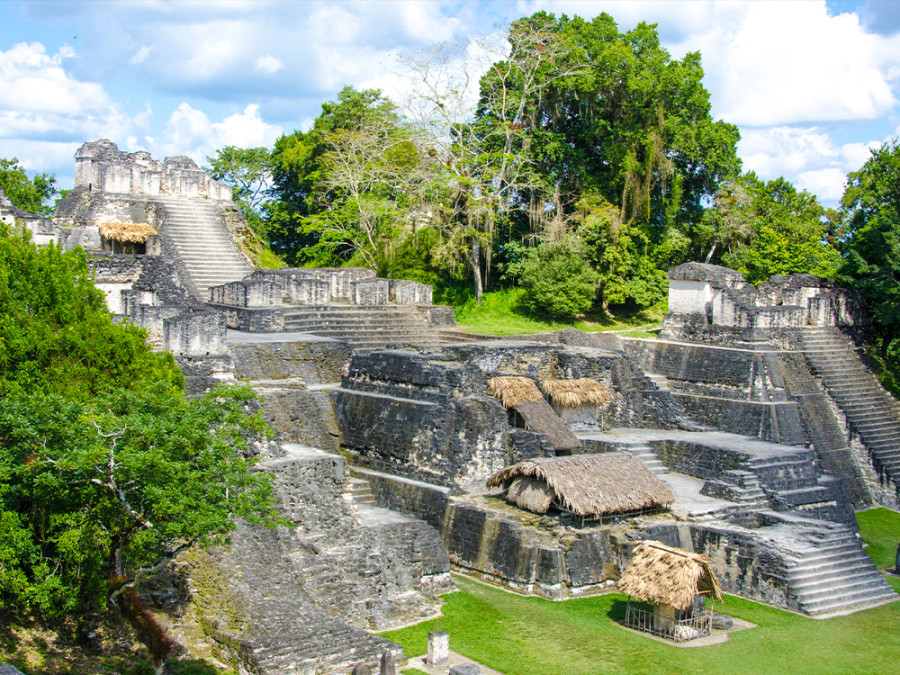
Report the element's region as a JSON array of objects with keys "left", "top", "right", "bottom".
[
  {"left": 155, "top": 103, "right": 282, "bottom": 164},
  {"left": 739, "top": 126, "right": 883, "bottom": 203},
  {"left": 254, "top": 55, "right": 283, "bottom": 74}
]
